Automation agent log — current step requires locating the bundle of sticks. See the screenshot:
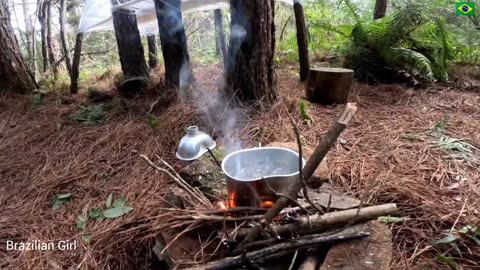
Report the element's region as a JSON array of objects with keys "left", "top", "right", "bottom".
[{"left": 142, "top": 103, "right": 399, "bottom": 270}]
